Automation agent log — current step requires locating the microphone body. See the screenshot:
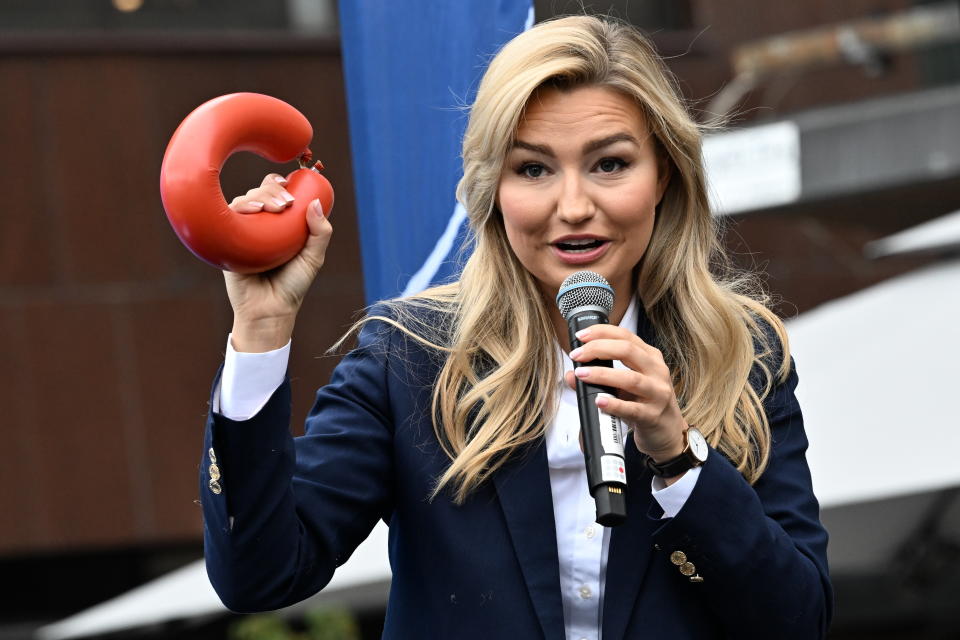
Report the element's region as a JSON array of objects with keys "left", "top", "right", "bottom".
[{"left": 557, "top": 272, "right": 627, "bottom": 526}]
